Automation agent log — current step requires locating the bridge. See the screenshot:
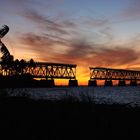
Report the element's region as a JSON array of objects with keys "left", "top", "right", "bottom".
[
  {"left": 0, "top": 61, "right": 78, "bottom": 87},
  {"left": 88, "top": 67, "right": 140, "bottom": 86}
]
